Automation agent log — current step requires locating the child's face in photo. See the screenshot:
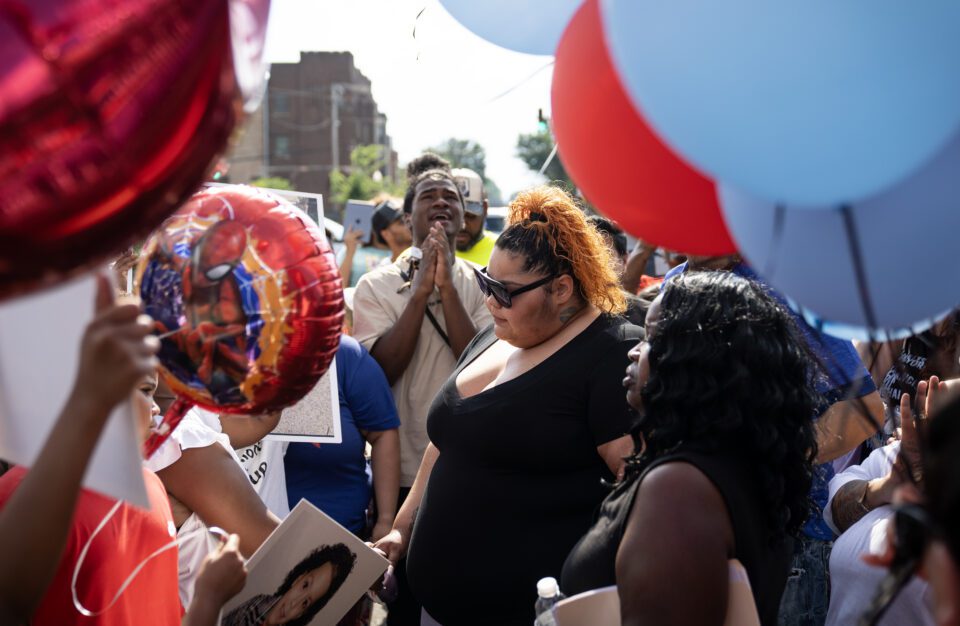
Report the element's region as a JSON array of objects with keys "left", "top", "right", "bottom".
[{"left": 265, "top": 562, "right": 335, "bottom": 625}]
